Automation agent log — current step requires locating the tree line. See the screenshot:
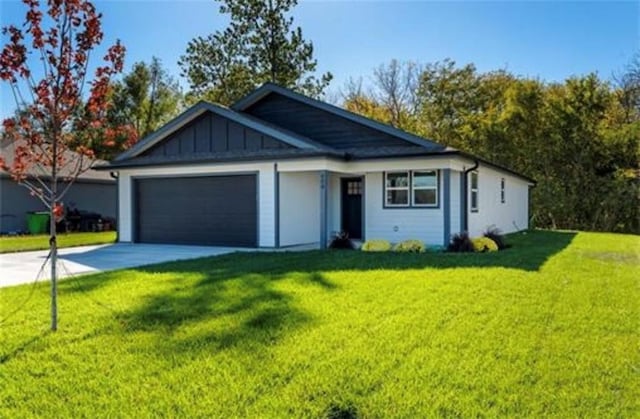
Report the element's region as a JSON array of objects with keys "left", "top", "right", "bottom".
[
  {"left": 341, "top": 59, "right": 639, "bottom": 234},
  {"left": 4, "top": 0, "right": 639, "bottom": 235}
]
